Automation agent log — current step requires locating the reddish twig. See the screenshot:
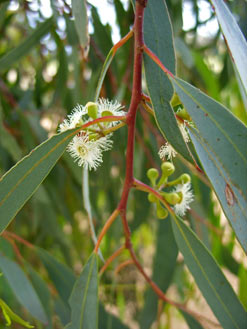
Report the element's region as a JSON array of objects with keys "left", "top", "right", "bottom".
[
  {"left": 114, "top": 259, "right": 134, "bottom": 275},
  {"left": 99, "top": 245, "right": 125, "bottom": 276}
]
